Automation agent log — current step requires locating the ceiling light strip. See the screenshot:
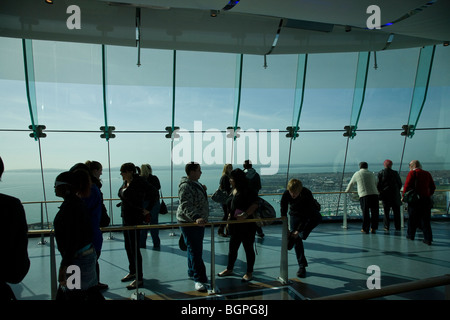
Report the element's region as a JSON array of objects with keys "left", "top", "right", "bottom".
[
  {"left": 222, "top": 0, "right": 240, "bottom": 11},
  {"left": 381, "top": 0, "right": 438, "bottom": 28},
  {"left": 265, "top": 19, "right": 284, "bottom": 57}
]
